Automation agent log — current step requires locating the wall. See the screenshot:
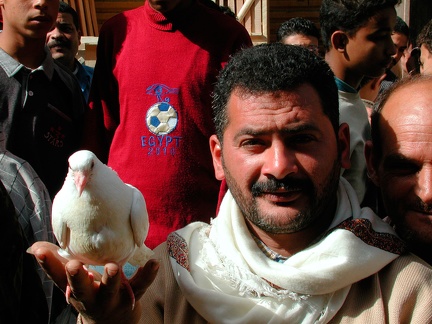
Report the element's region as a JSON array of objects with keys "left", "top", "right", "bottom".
[
  {"left": 269, "top": 0, "right": 321, "bottom": 43},
  {"left": 95, "top": 0, "right": 143, "bottom": 30}
]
